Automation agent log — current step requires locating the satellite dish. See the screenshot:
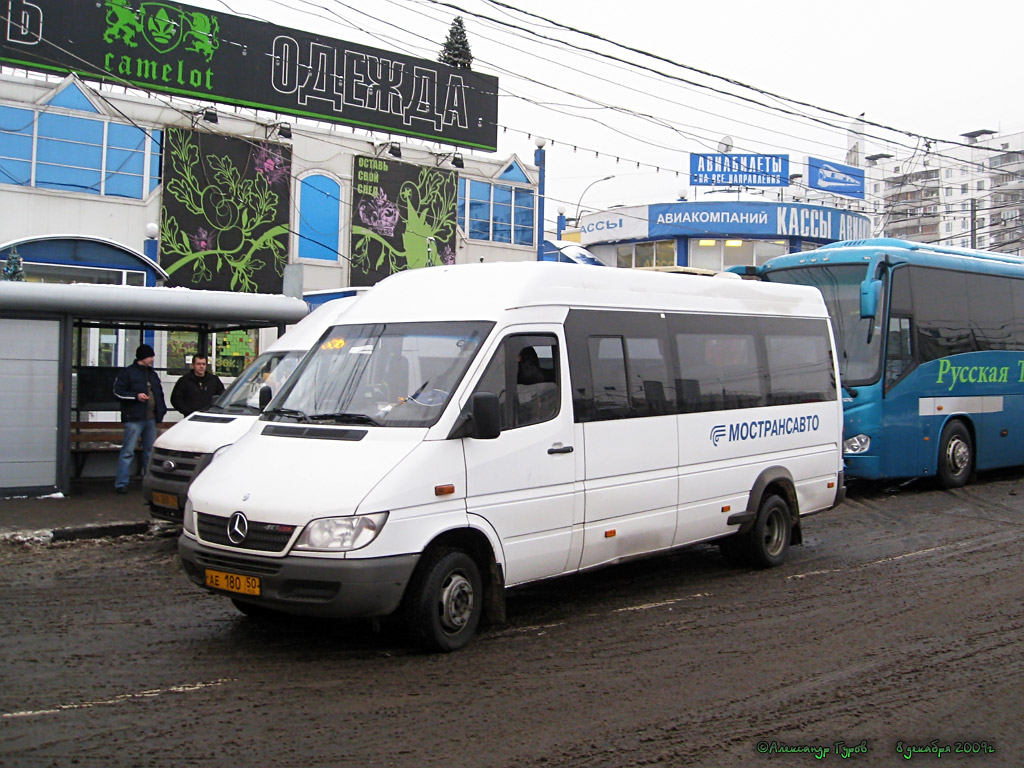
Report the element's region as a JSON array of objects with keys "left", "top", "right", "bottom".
[{"left": 717, "top": 136, "right": 734, "bottom": 154}]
